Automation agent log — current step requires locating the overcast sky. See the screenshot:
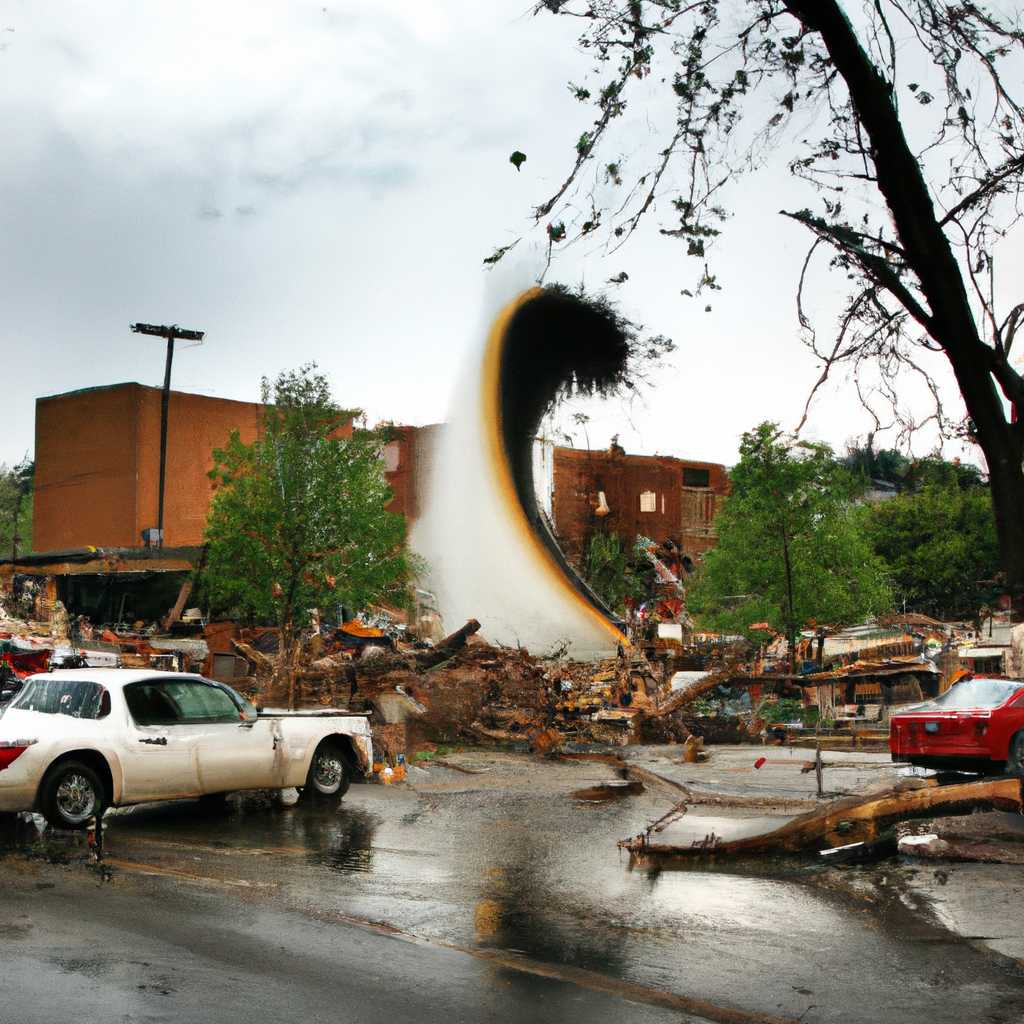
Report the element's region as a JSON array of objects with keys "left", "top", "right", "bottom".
[{"left": 0, "top": 0, "right": 1001, "bottom": 472}]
